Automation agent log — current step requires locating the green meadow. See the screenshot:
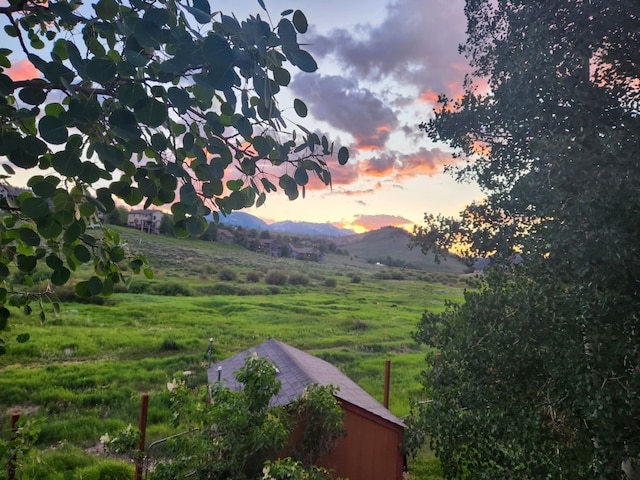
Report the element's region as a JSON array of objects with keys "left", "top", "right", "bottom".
[{"left": 0, "top": 226, "right": 466, "bottom": 479}]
